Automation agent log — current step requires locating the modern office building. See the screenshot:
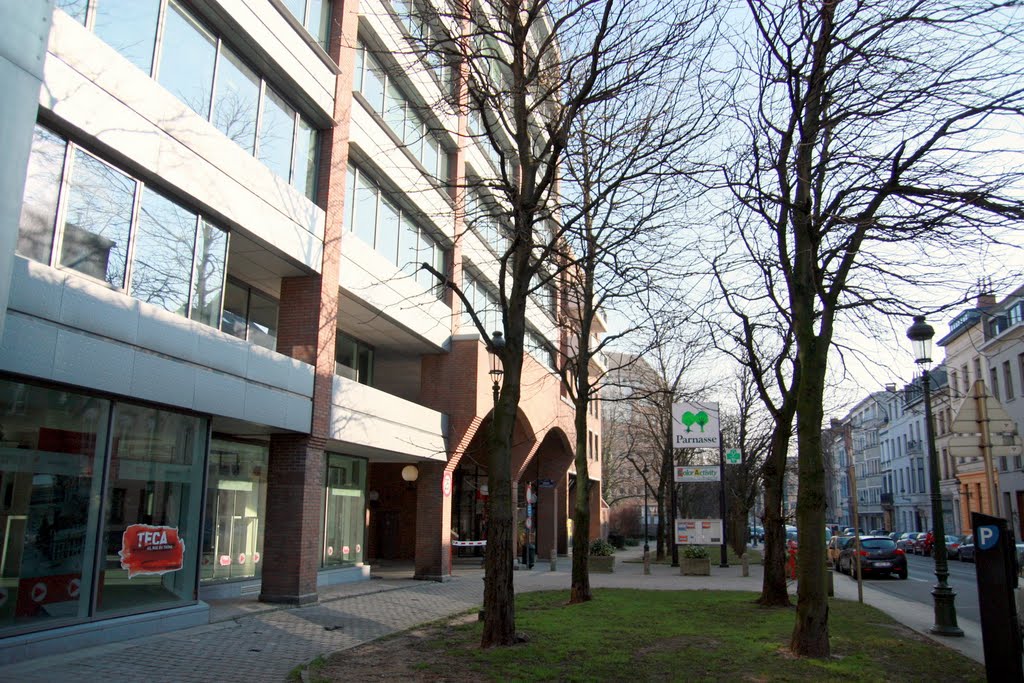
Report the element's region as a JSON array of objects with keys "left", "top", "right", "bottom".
[{"left": 0, "top": 0, "right": 601, "bottom": 662}]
